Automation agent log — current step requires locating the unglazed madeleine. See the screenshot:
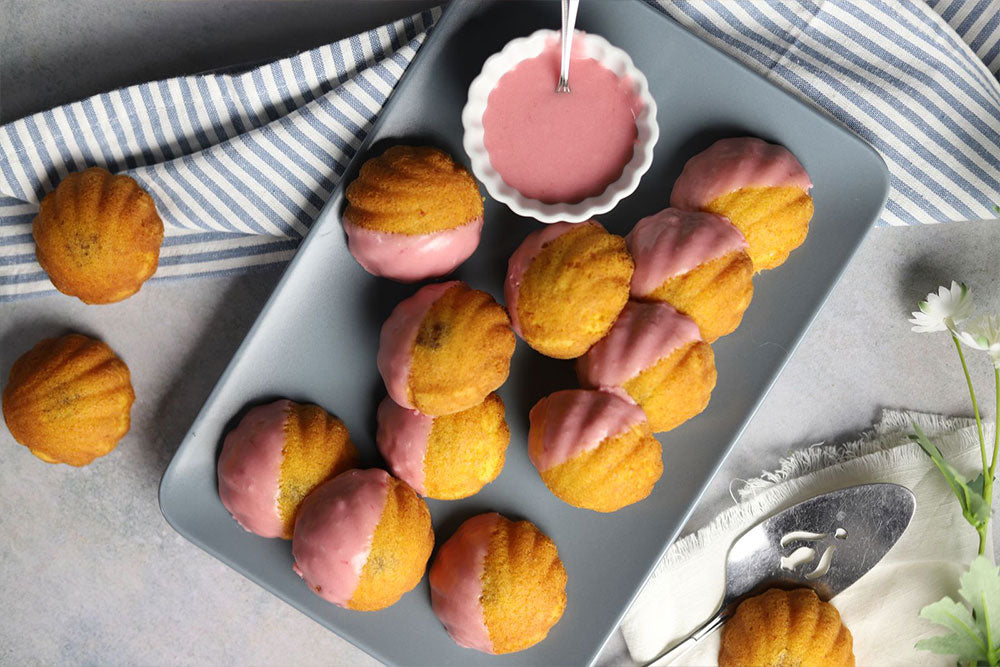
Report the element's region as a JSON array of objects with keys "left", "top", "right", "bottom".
[
  {"left": 33, "top": 167, "right": 164, "bottom": 304},
  {"left": 671, "top": 137, "right": 813, "bottom": 272},
  {"left": 505, "top": 220, "right": 633, "bottom": 359},
  {"left": 343, "top": 145, "right": 484, "bottom": 282},
  {"left": 528, "top": 389, "right": 663, "bottom": 512},
  {"left": 377, "top": 281, "right": 515, "bottom": 416},
  {"left": 720, "top": 588, "right": 855, "bottom": 667},
  {"left": 577, "top": 301, "right": 716, "bottom": 433},
  {"left": 430, "top": 513, "right": 567, "bottom": 654},
  {"left": 217, "top": 400, "right": 360, "bottom": 539},
  {"left": 292, "top": 469, "right": 433, "bottom": 611},
  {"left": 626, "top": 207, "right": 753, "bottom": 342},
  {"left": 376, "top": 392, "right": 509, "bottom": 500},
  {"left": 2, "top": 333, "right": 134, "bottom": 466}
]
